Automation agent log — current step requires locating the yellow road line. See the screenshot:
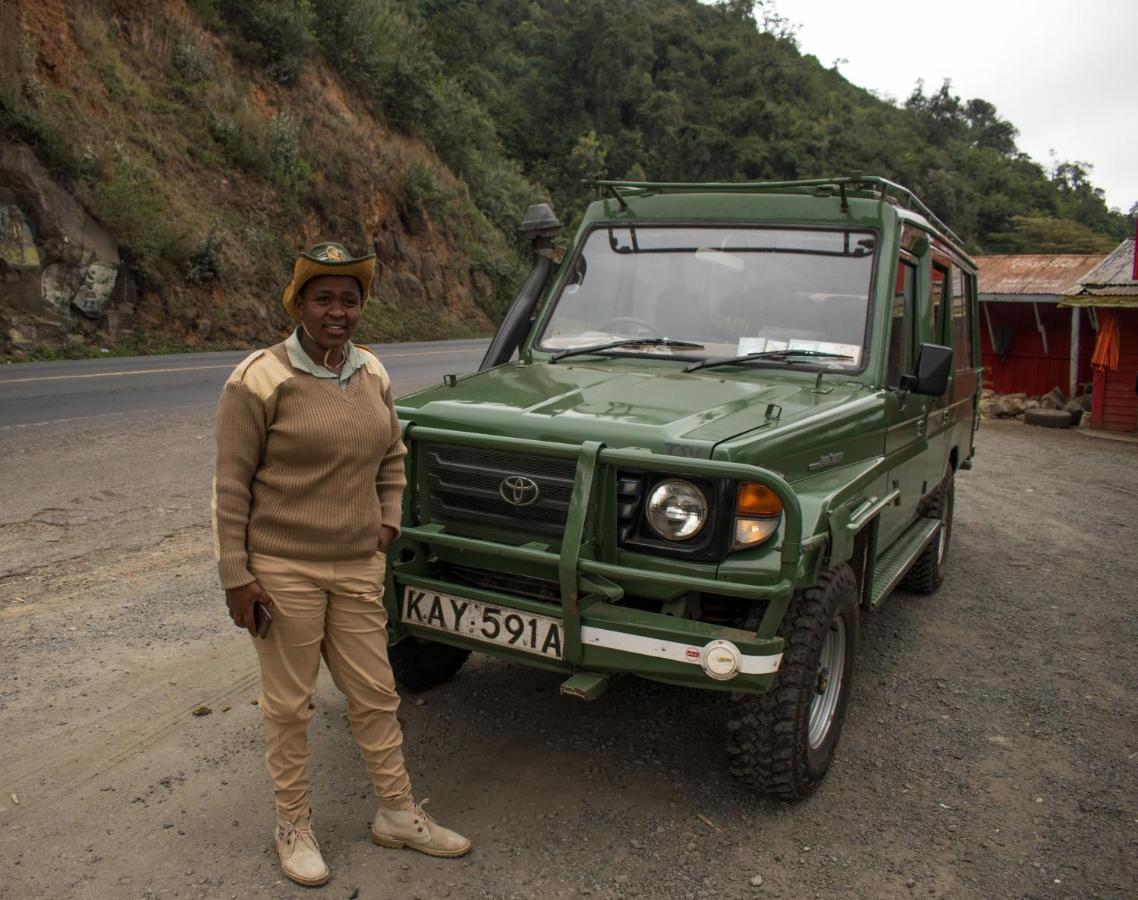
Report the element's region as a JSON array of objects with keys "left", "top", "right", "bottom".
[
  {"left": 0, "top": 348, "right": 478, "bottom": 385},
  {"left": 0, "top": 364, "right": 235, "bottom": 384}
]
